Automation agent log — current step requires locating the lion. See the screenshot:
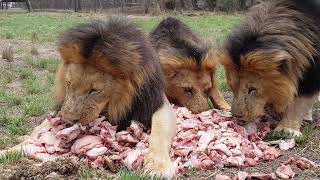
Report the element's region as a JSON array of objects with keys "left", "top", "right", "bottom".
[
  {"left": 1, "top": 18, "right": 177, "bottom": 179},
  {"left": 150, "top": 17, "right": 230, "bottom": 114},
  {"left": 220, "top": 0, "right": 320, "bottom": 136}
]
